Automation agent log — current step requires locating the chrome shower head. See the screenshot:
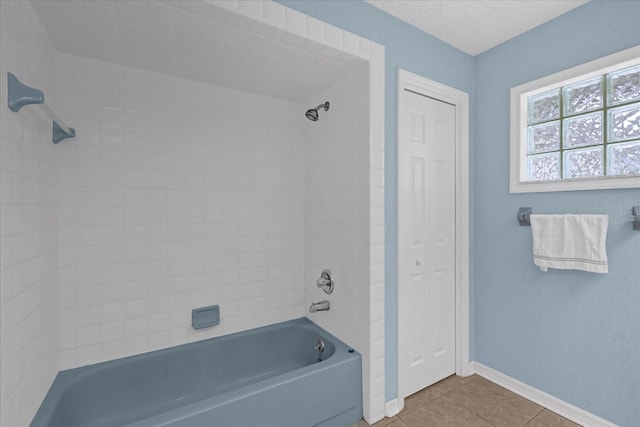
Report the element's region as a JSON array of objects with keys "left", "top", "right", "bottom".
[
  {"left": 305, "top": 109, "right": 318, "bottom": 121},
  {"left": 305, "top": 101, "right": 330, "bottom": 121}
]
